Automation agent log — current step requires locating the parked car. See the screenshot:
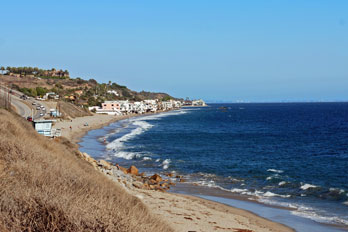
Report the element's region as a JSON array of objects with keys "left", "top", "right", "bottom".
[
  {"left": 32, "top": 102, "right": 36, "bottom": 105},
  {"left": 26, "top": 116, "right": 33, "bottom": 122},
  {"left": 36, "top": 106, "right": 41, "bottom": 110},
  {"left": 20, "top": 95, "right": 27, "bottom": 100},
  {"left": 39, "top": 113, "right": 44, "bottom": 116}
]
